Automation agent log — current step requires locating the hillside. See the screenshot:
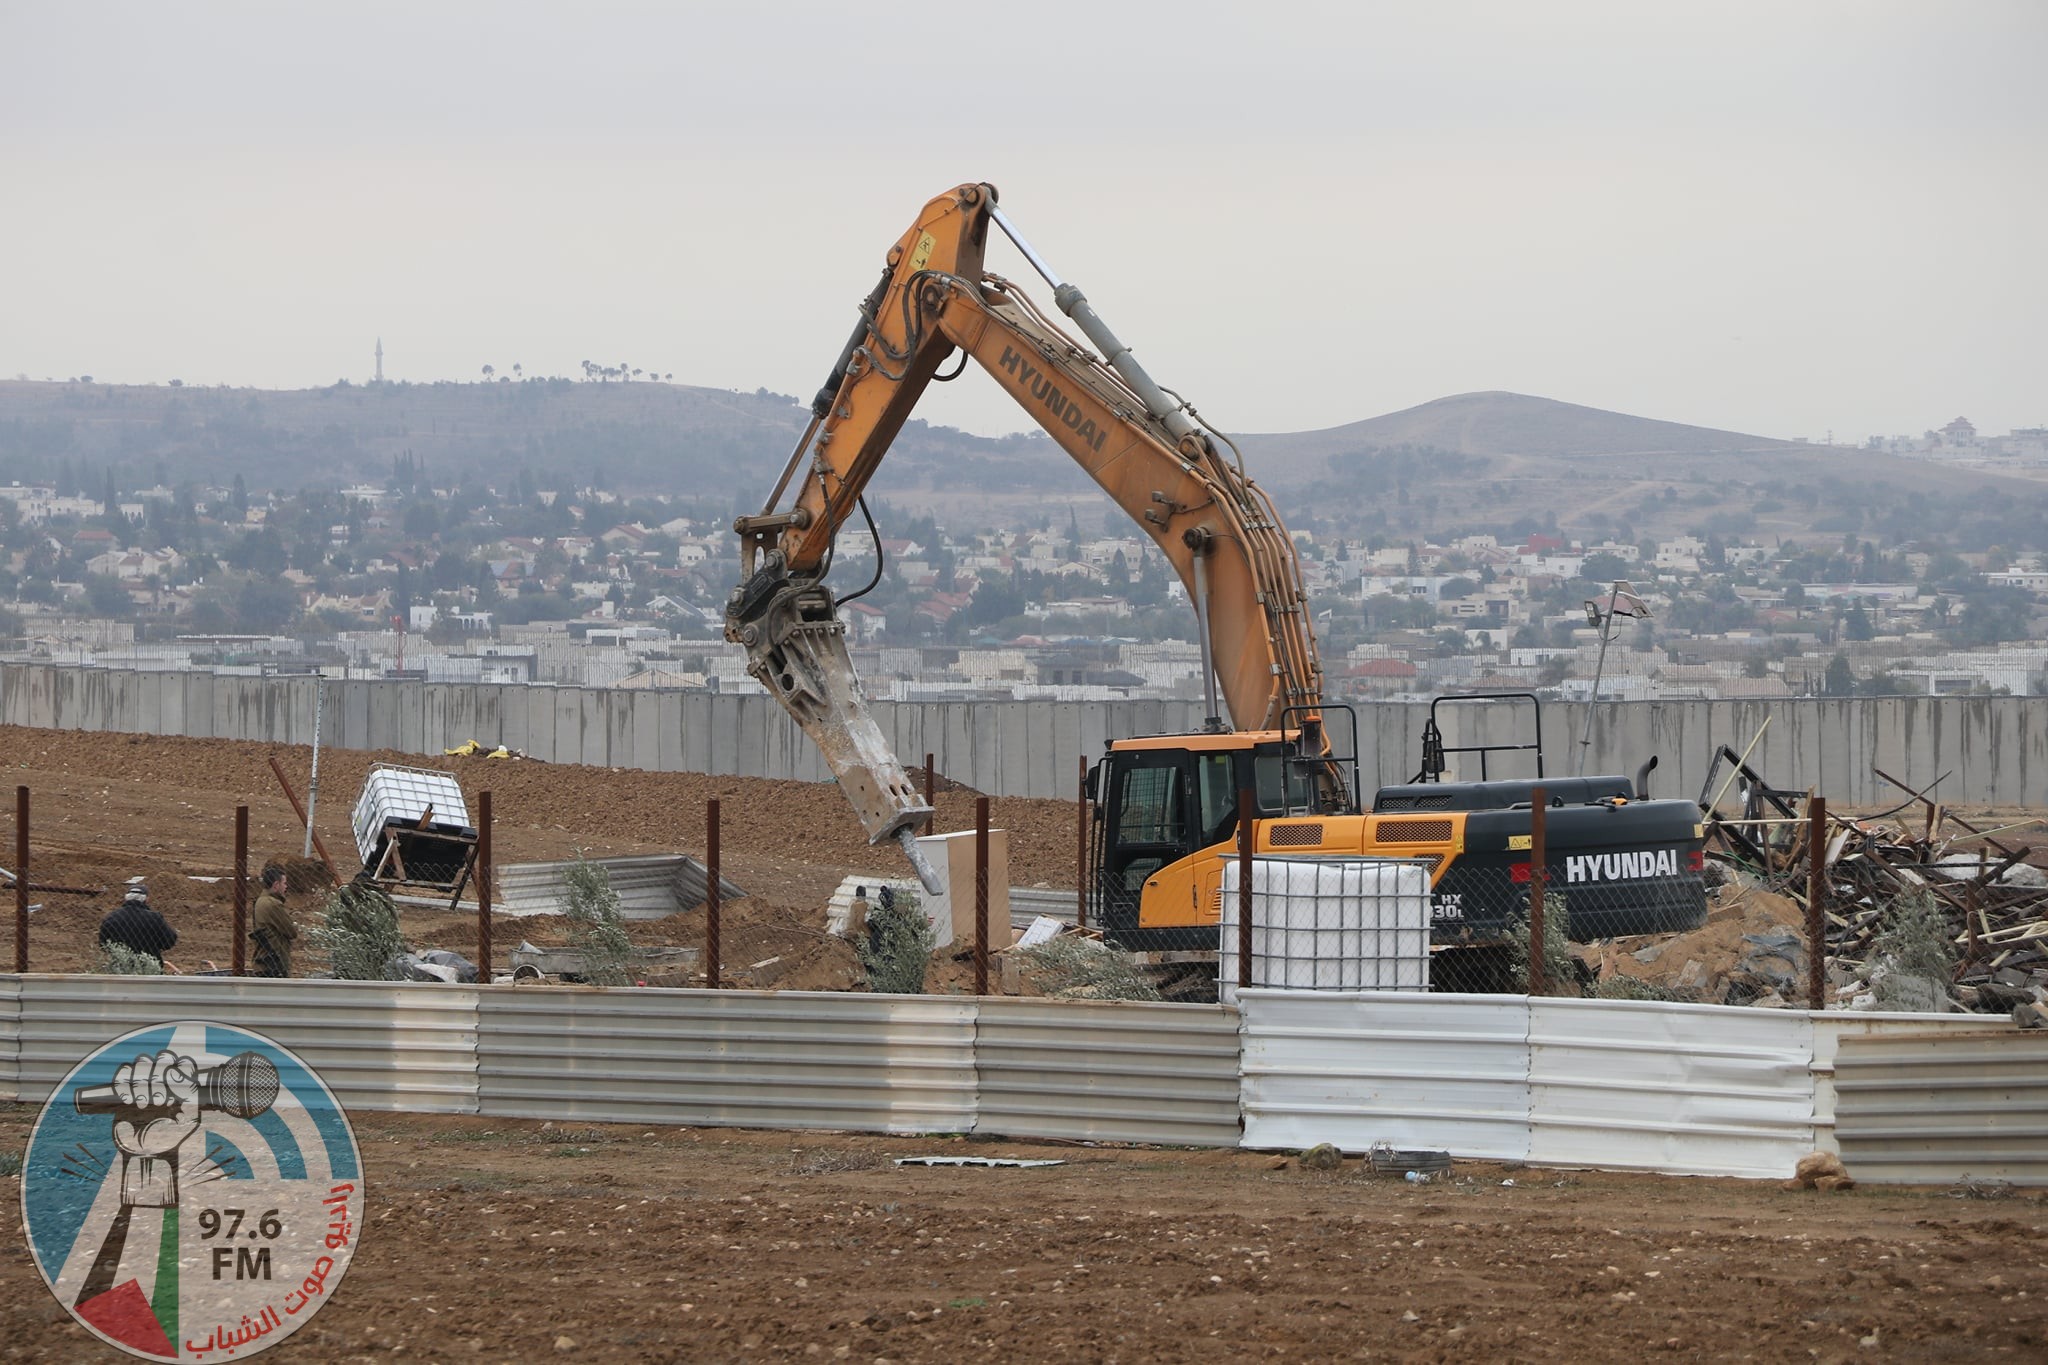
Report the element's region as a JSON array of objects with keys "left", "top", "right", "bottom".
[
  {"left": 1237, "top": 391, "right": 2029, "bottom": 492},
  {"left": 0, "top": 378, "right": 1044, "bottom": 507},
  {"left": 1234, "top": 391, "right": 2046, "bottom": 546},
  {"left": 4, "top": 379, "right": 2041, "bottom": 547},
  {"left": 1239, "top": 391, "right": 1794, "bottom": 474}
]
